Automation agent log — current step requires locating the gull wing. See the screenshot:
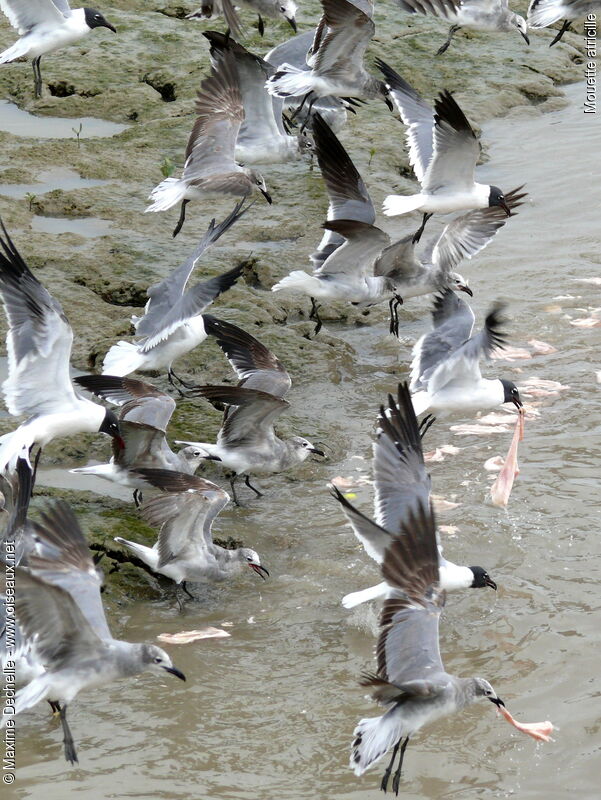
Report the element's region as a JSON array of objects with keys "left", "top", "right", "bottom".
[
  {"left": 396, "top": 0, "right": 460, "bottom": 19},
  {"left": 311, "top": 112, "right": 375, "bottom": 268},
  {"left": 317, "top": 220, "right": 390, "bottom": 276},
  {"left": 0, "top": 221, "right": 79, "bottom": 417},
  {"left": 422, "top": 91, "right": 480, "bottom": 194},
  {"left": 0, "top": 0, "right": 70, "bottom": 35},
  {"left": 331, "top": 485, "right": 392, "bottom": 563},
  {"left": 74, "top": 375, "right": 177, "bottom": 432},
  {"left": 409, "top": 288, "right": 475, "bottom": 392},
  {"left": 373, "top": 383, "right": 431, "bottom": 533},
  {"left": 422, "top": 186, "right": 527, "bottom": 271},
  {"left": 362, "top": 502, "right": 447, "bottom": 699},
  {"left": 25, "top": 500, "right": 111, "bottom": 641},
  {"left": 202, "top": 315, "right": 292, "bottom": 398},
  {"left": 313, "top": 0, "right": 375, "bottom": 79},
  {"left": 196, "top": 385, "right": 289, "bottom": 447},
  {"left": 182, "top": 50, "right": 244, "bottom": 183},
  {"left": 136, "top": 469, "right": 229, "bottom": 559},
  {"left": 376, "top": 60, "right": 435, "bottom": 184}
]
